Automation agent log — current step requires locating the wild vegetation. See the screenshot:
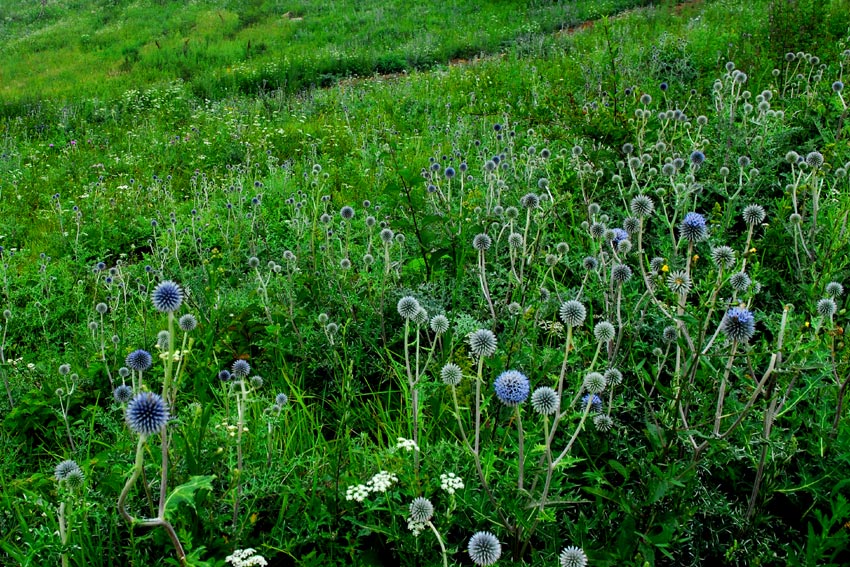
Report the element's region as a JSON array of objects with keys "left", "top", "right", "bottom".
[{"left": 1, "top": 0, "right": 850, "bottom": 565}]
